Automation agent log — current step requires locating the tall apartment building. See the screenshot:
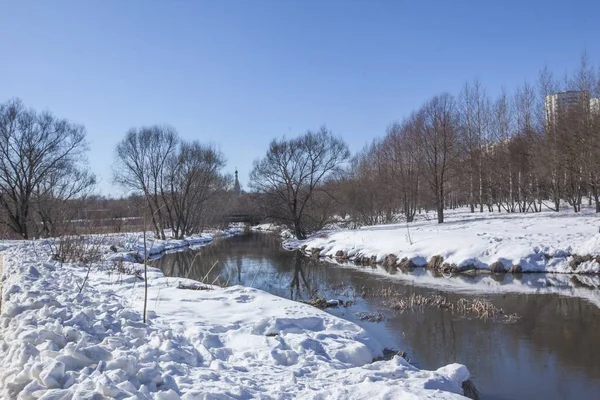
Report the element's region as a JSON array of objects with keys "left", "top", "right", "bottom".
[
  {"left": 591, "top": 97, "right": 600, "bottom": 115},
  {"left": 545, "top": 90, "right": 600, "bottom": 127},
  {"left": 544, "top": 90, "right": 589, "bottom": 126}
]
